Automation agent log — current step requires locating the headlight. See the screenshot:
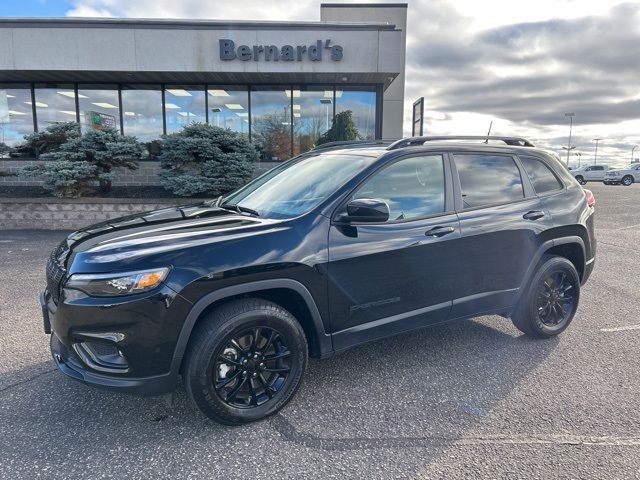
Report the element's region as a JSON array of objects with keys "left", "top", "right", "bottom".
[{"left": 65, "top": 268, "right": 169, "bottom": 297}]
